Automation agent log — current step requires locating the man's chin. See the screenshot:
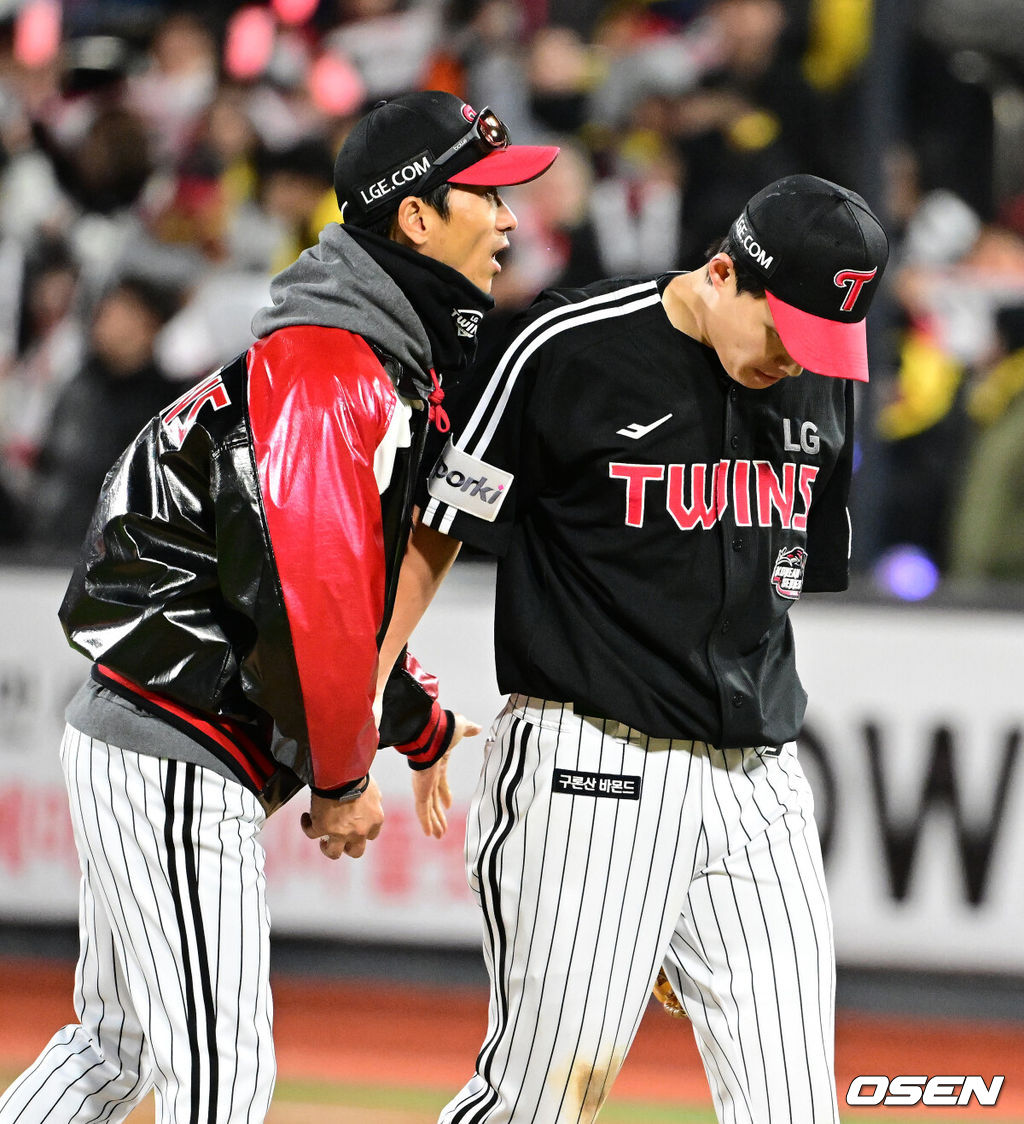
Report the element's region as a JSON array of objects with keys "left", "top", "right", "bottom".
[{"left": 732, "top": 368, "right": 782, "bottom": 391}]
